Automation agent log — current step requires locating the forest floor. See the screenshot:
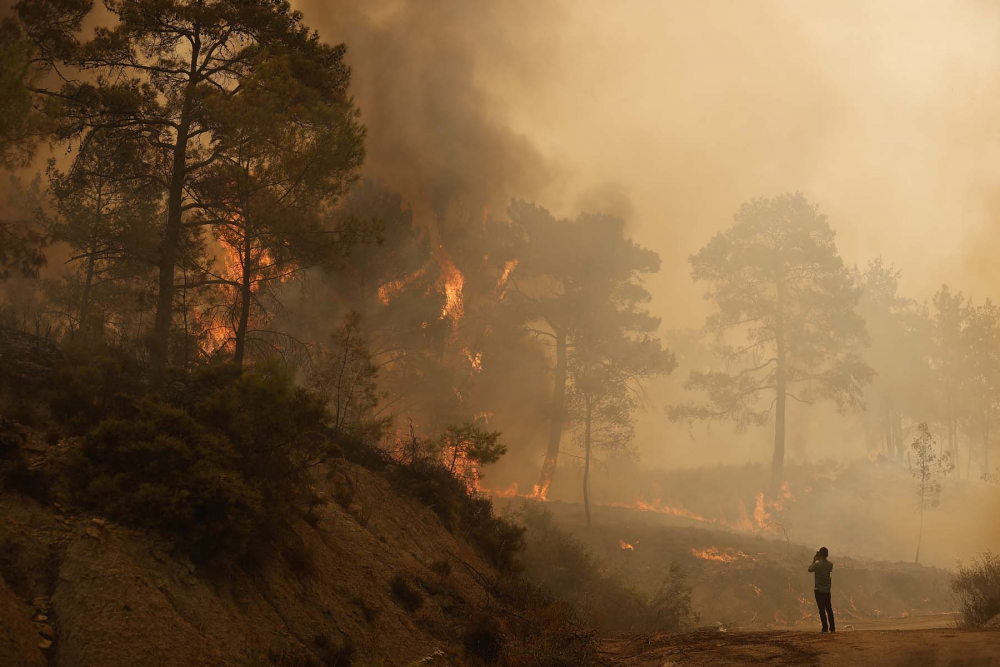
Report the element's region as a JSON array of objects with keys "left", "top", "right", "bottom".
[{"left": 598, "top": 617, "right": 1000, "bottom": 667}]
